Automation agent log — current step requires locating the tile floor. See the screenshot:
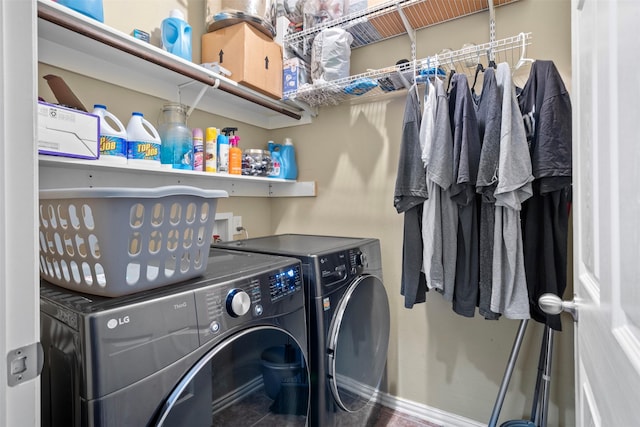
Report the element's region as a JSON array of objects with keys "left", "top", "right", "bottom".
[{"left": 213, "top": 389, "right": 442, "bottom": 427}]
